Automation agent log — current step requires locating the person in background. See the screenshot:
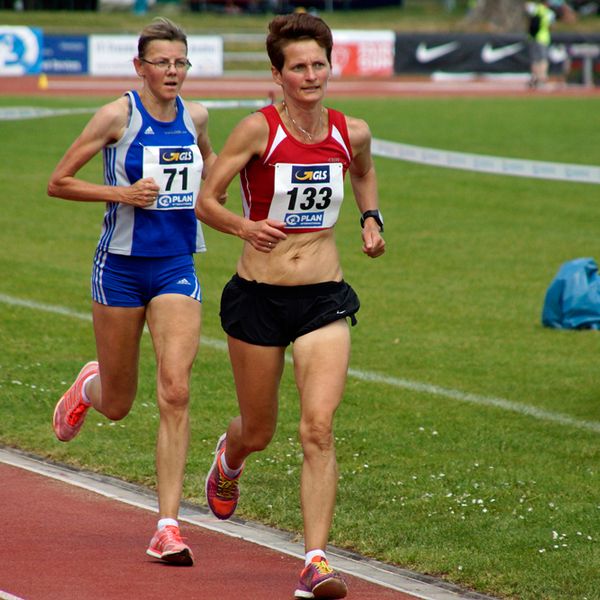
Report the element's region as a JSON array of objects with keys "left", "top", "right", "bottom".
[
  {"left": 48, "top": 17, "right": 217, "bottom": 567},
  {"left": 548, "top": 0, "right": 578, "bottom": 23},
  {"left": 195, "top": 12, "right": 385, "bottom": 599},
  {"left": 525, "top": 0, "right": 557, "bottom": 88}
]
